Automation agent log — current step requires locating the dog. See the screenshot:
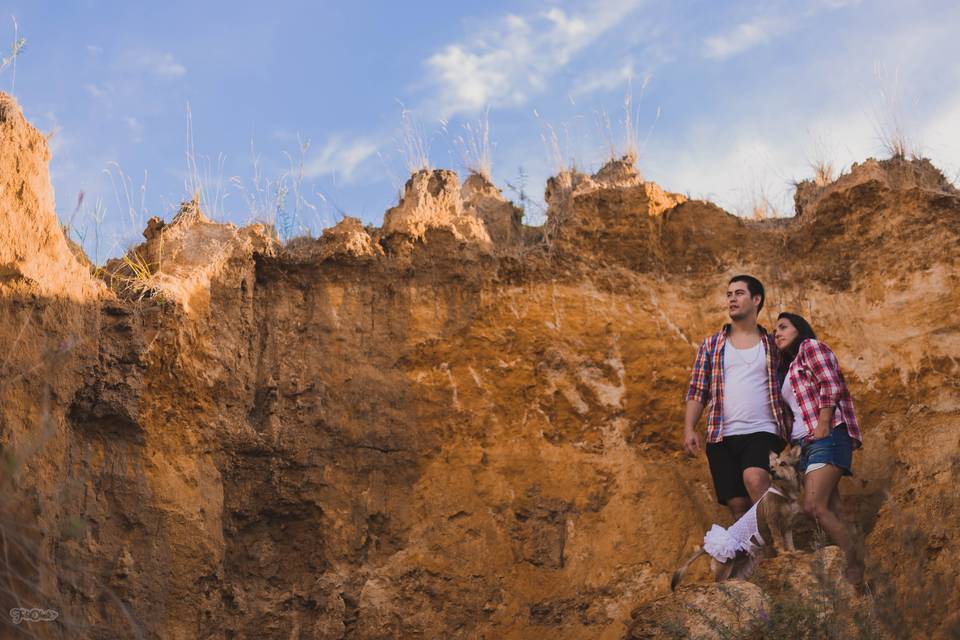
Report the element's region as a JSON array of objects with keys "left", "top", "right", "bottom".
[{"left": 671, "top": 445, "right": 803, "bottom": 590}]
